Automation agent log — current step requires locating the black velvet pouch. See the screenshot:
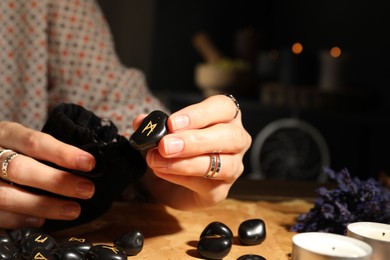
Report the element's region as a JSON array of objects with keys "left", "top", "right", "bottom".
[{"left": 37, "top": 103, "right": 146, "bottom": 232}]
